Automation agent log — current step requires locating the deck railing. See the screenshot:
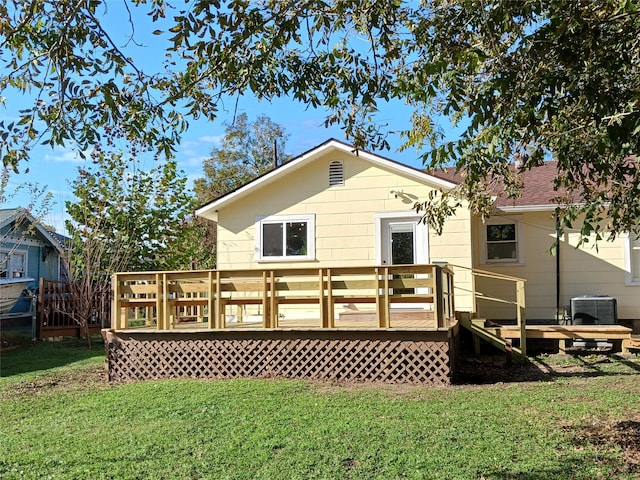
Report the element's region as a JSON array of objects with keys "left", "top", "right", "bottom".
[
  {"left": 111, "top": 264, "right": 455, "bottom": 331},
  {"left": 450, "top": 265, "right": 527, "bottom": 355}
]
